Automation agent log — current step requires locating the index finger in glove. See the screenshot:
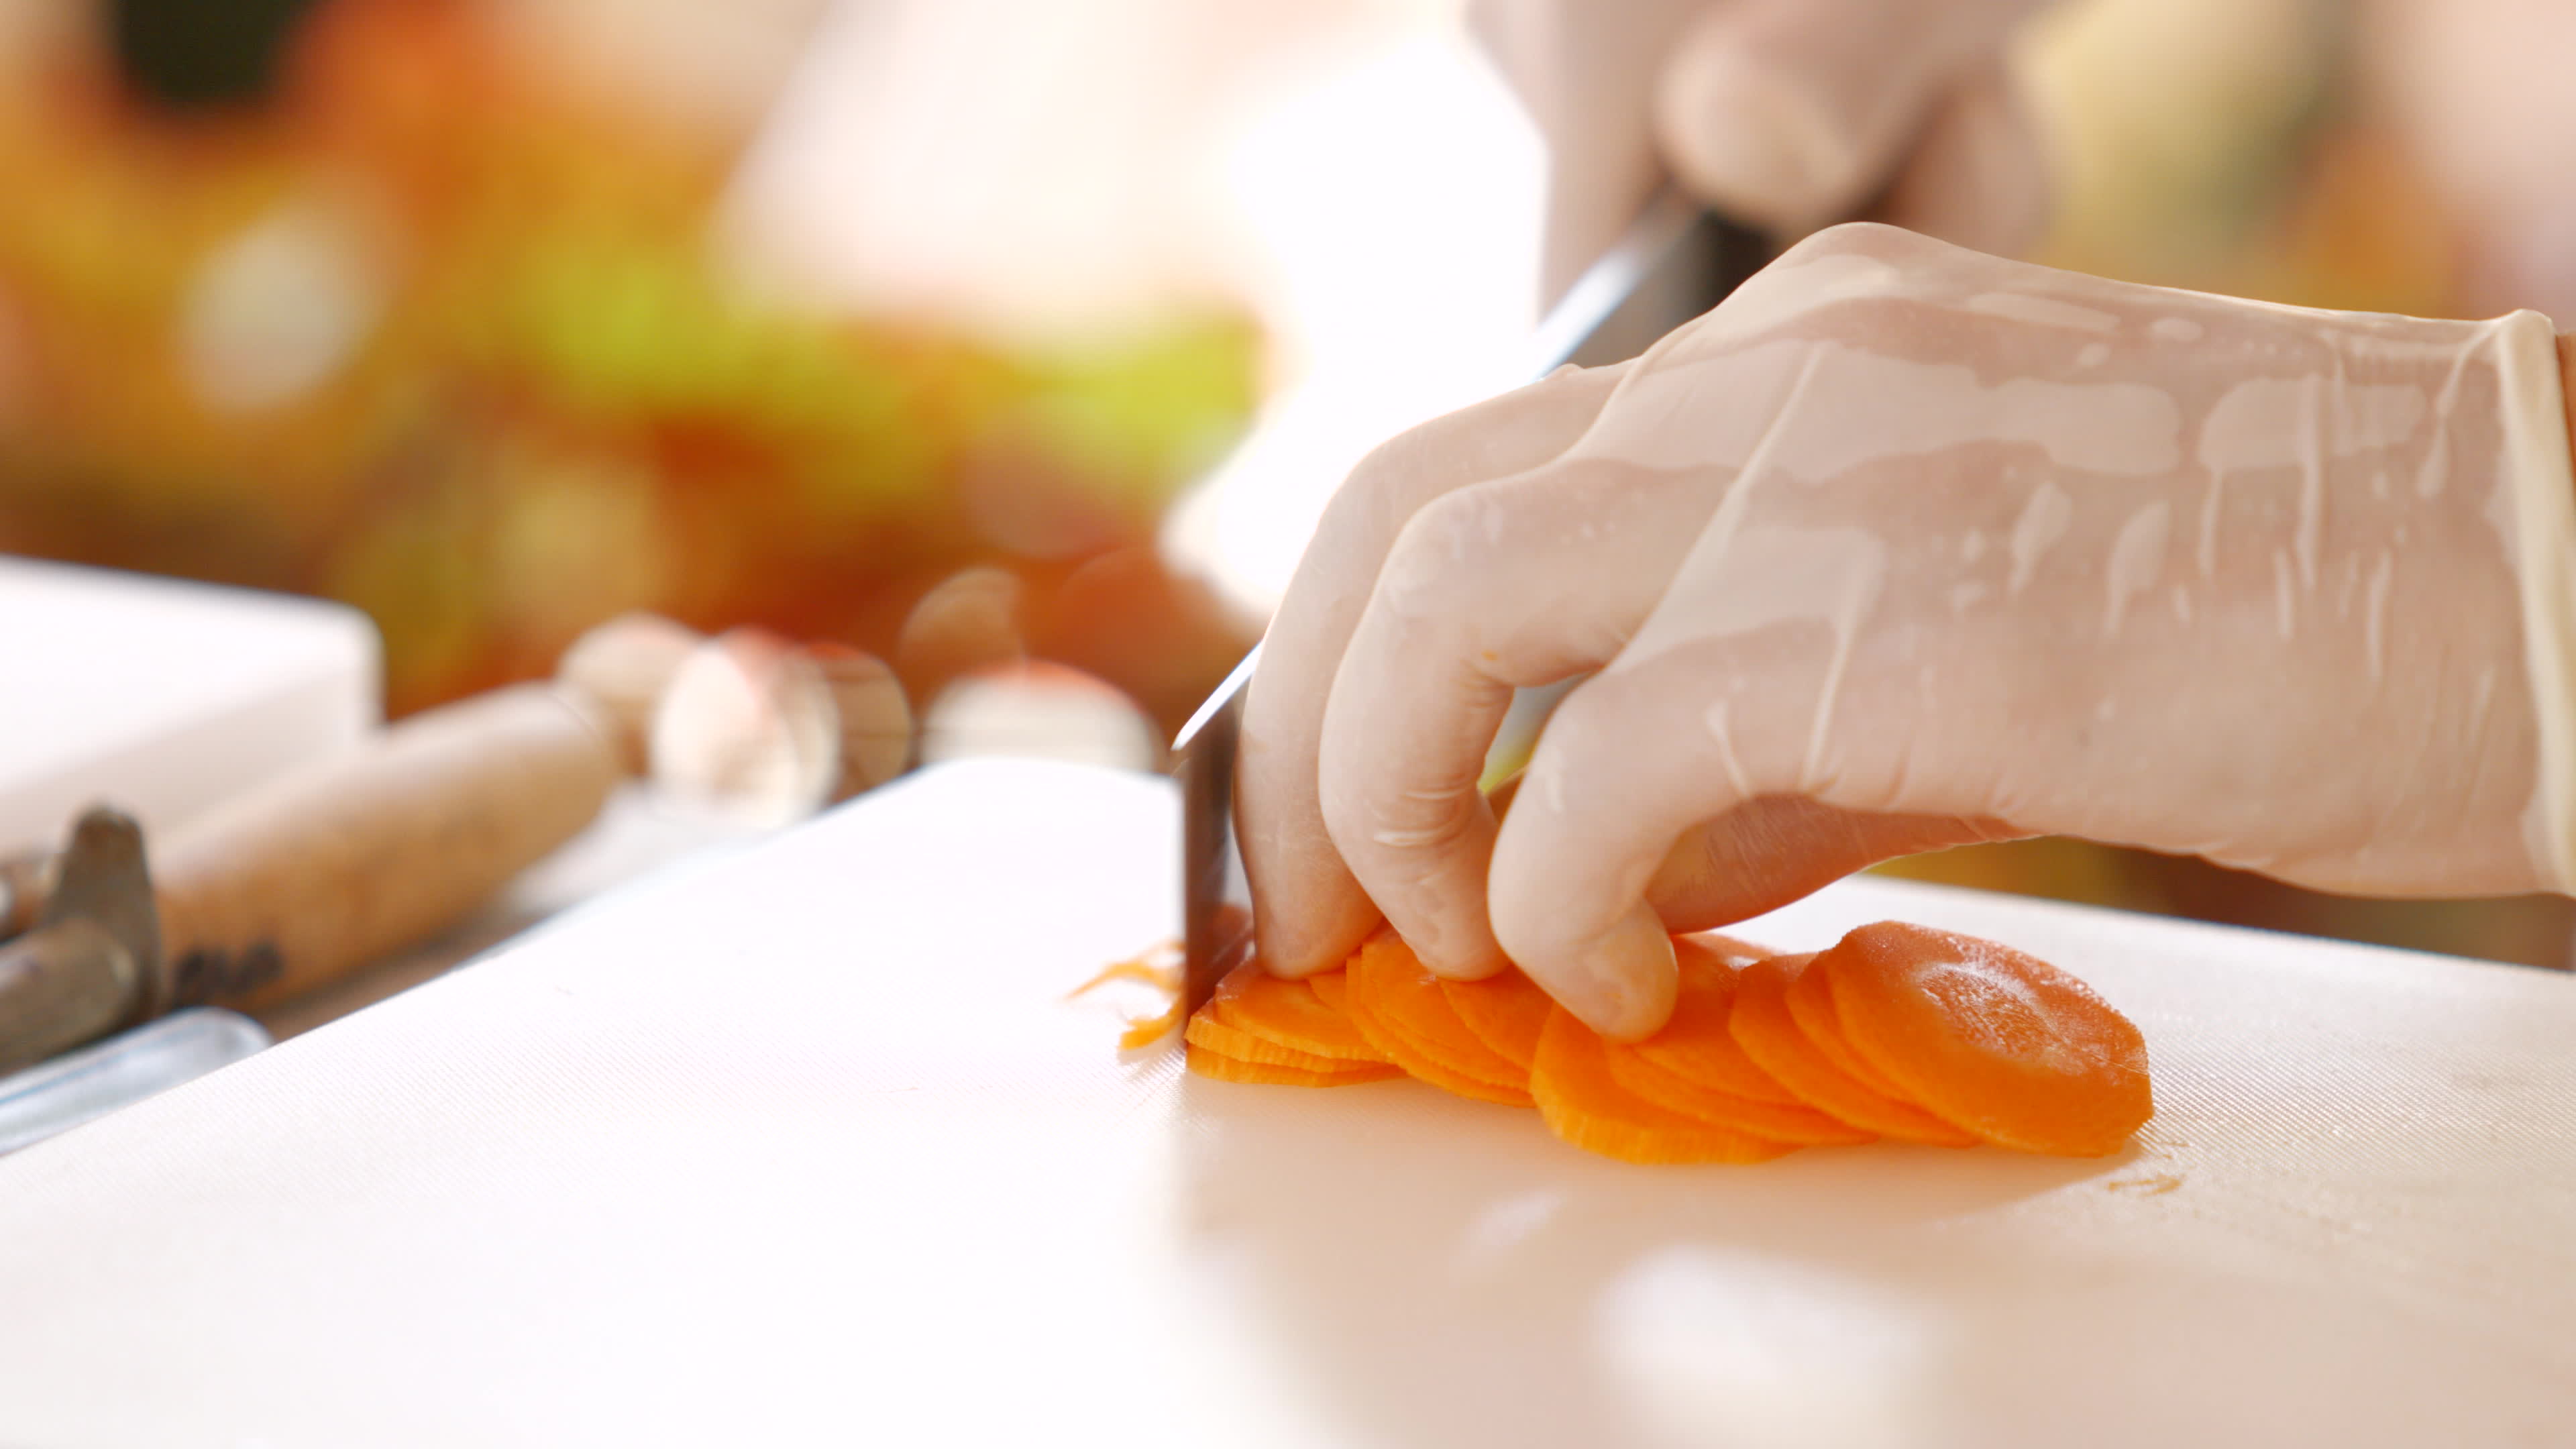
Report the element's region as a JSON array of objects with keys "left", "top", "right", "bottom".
[
  {"left": 1315, "top": 451, "right": 1721, "bottom": 983},
  {"left": 1239, "top": 361, "right": 1632, "bottom": 978}
]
